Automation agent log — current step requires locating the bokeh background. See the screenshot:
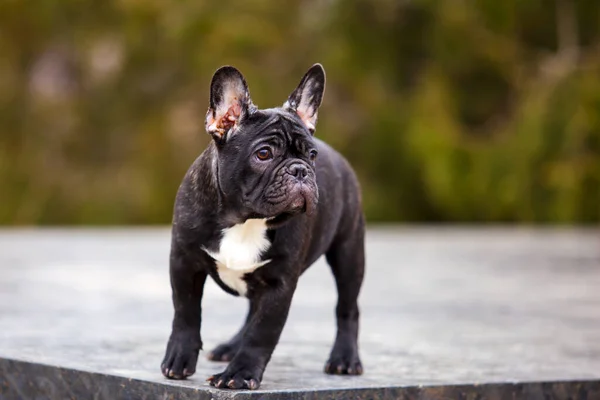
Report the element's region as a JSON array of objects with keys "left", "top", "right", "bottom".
[{"left": 1, "top": 0, "right": 599, "bottom": 225}]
